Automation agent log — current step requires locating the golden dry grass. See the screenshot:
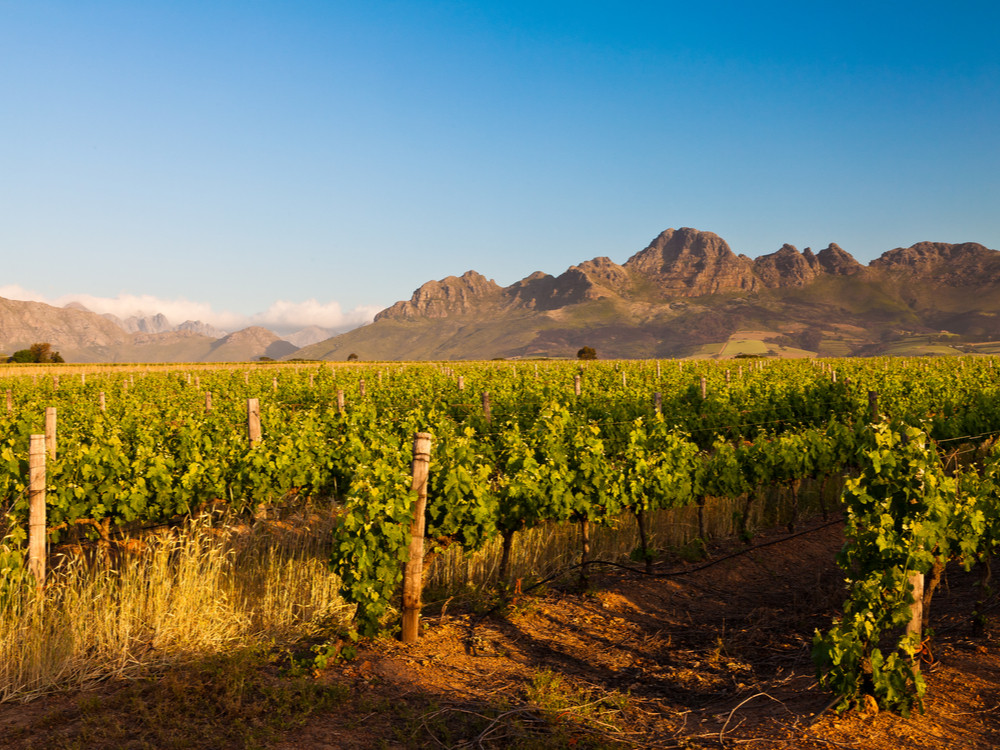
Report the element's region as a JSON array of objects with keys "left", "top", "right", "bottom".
[{"left": 0, "top": 511, "right": 352, "bottom": 703}]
